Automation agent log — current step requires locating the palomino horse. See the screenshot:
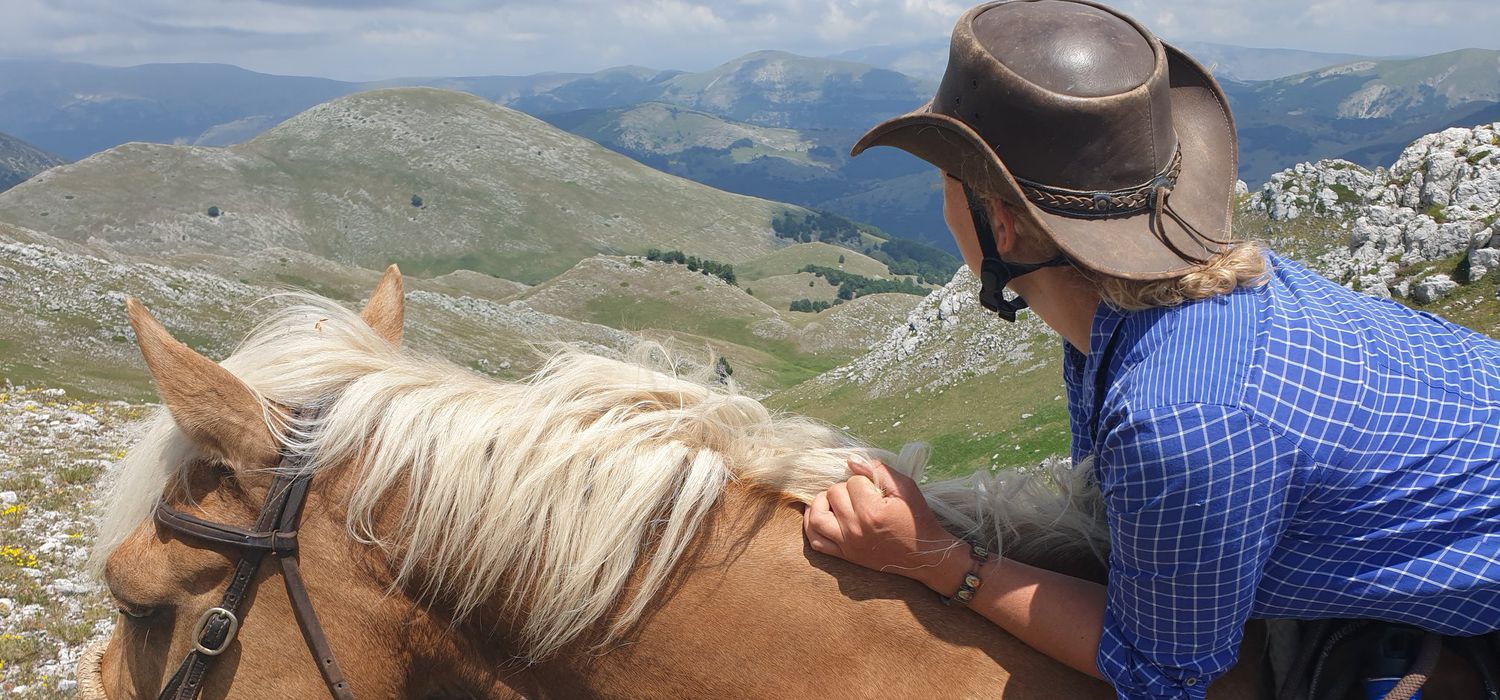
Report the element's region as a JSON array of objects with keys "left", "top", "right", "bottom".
[{"left": 80, "top": 266, "right": 1278, "bottom": 699}]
